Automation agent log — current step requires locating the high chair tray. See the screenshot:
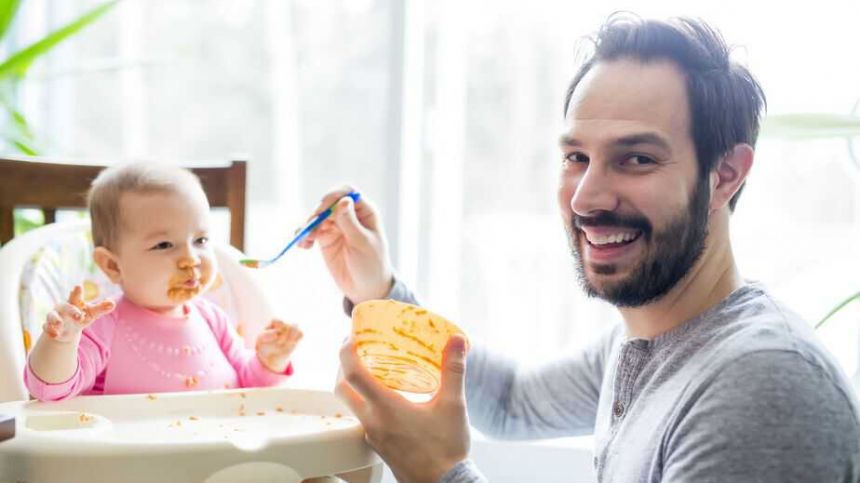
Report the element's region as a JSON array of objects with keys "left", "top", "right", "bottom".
[{"left": 0, "top": 387, "right": 380, "bottom": 483}]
